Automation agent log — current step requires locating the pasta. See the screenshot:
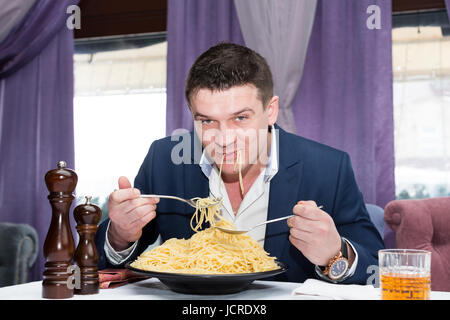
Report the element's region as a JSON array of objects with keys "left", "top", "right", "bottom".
[
  {"left": 217, "top": 150, "right": 243, "bottom": 195},
  {"left": 235, "top": 149, "right": 244, "bottom": 195},
  {"left": 130, "top": 148, "right": 279, "bottom": 274},
  {"left": 189, "top": 197, "right": 223, "bottom": 232},
  {"left": 130, "top": 217, "right": 278, "bottom": 274},
  {"left": 130, "top": 196, "right": 279, "bottom": 274}
]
